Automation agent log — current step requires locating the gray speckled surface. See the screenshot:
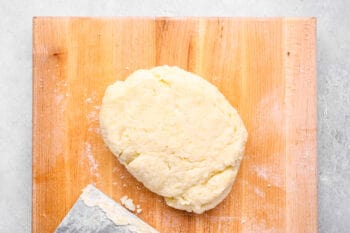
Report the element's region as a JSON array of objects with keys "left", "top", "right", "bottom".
[{"left": 0, "top": 0, "right": 349, "bottom": 232}]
